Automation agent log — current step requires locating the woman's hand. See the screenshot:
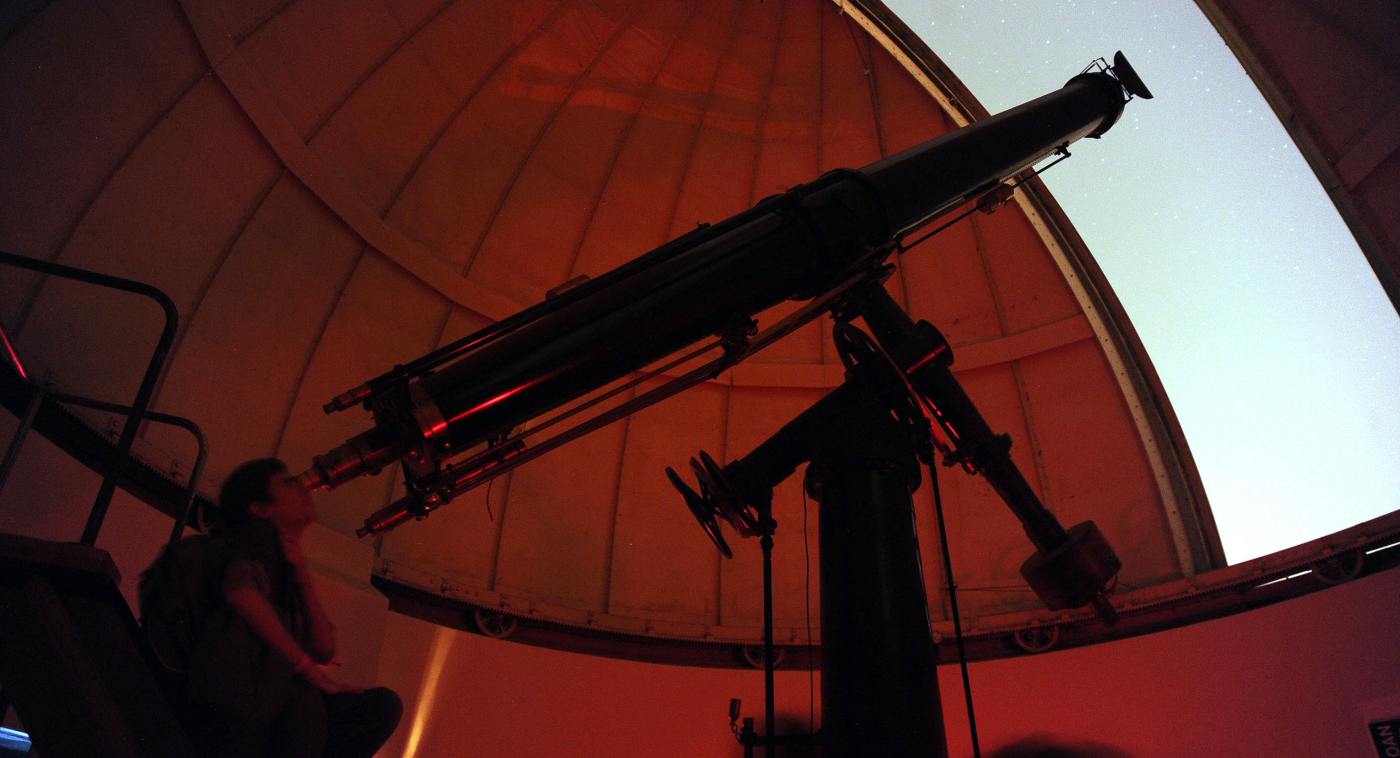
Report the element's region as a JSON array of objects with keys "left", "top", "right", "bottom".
[{"left": 295, "top": 654, "right": 364, "bottom": 695}]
